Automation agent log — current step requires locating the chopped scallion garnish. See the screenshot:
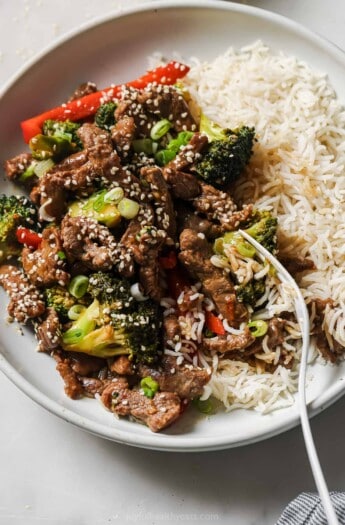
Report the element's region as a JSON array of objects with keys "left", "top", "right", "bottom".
[
  {"left": 140, "top": 376, "right": 159, "bottom": 398},
  {"left": 68, "top": 275, "right": 89, "bottom": 299},
  {"left": 150, "top": 118, "right": 172, "bottom": 141},
  {"left": 118, "top": 198, "right": 140, "bottom": 220},
  {"left": 248, "top": 320, "right": 268, "bottom": 338}
]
